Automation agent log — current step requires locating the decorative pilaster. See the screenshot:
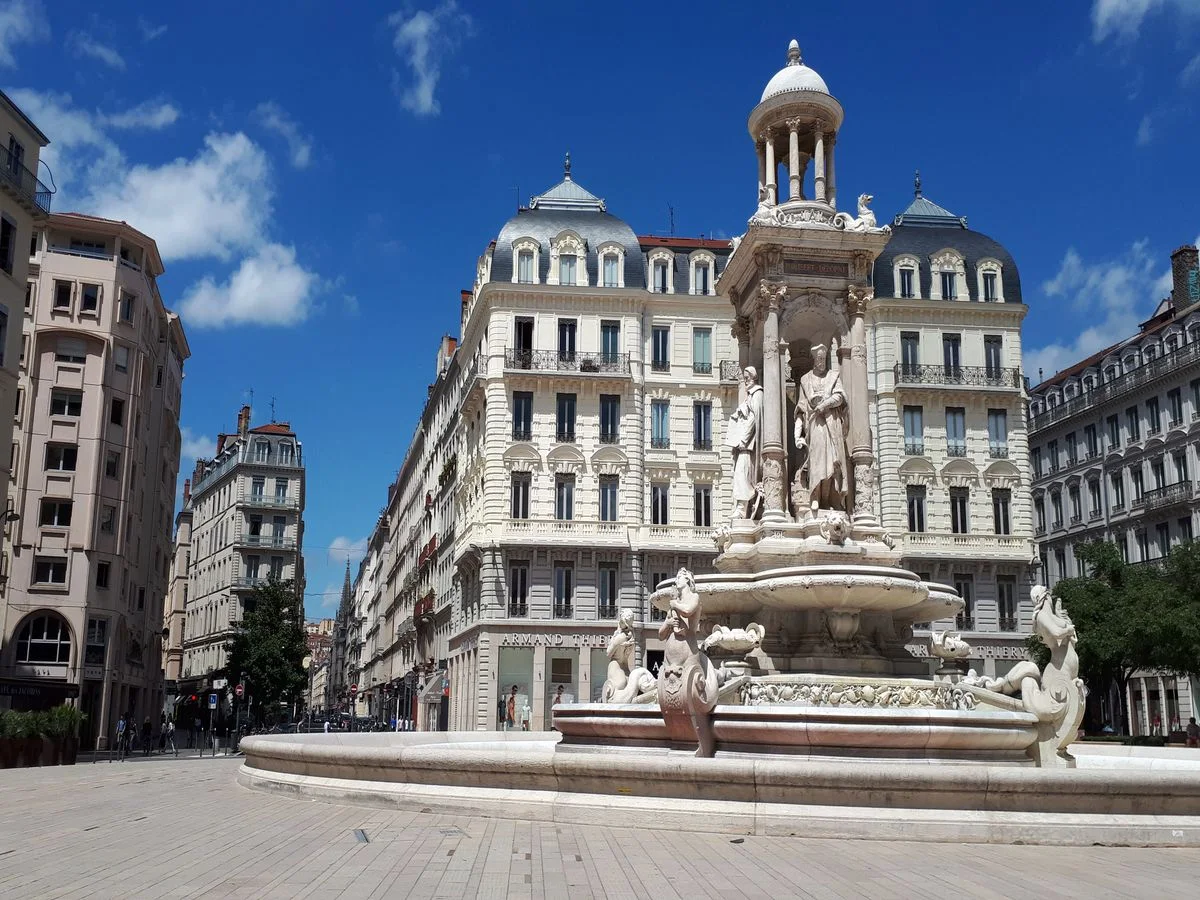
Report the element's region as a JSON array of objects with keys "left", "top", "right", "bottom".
[
  {"left": 758, "top": 281, "right": 788, "bottom": 520},
  {"left": 786, "top": 117, "right": 802, "bottom": 201},
  {"left": 812, "top": 121, "right": 826, "bottom": 203},
  {"left": 826, "top": 132, "right": 837, "bottom": 208},
  {"left": 762, "top": 128, "right": 776, "bottom": 205},
  {"left": 845, "top": 285, "right": 876, "bottom": 524},
  {"left": 757, "top": 141, "right": 766, "bottom": 199}
]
